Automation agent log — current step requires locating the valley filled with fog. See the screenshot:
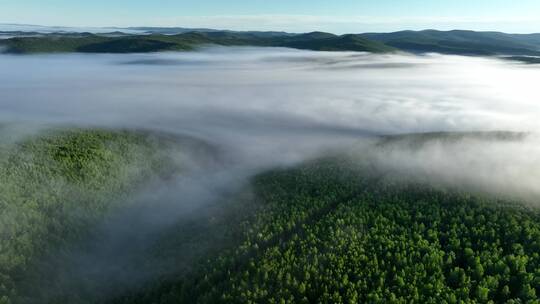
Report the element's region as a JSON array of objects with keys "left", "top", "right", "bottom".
[
  {"left": 3, "top": 47, "right": 540, "bottom": 303},
  {"left": 3, "top": 47, "right": 539, "bottom": 132},
  {"left": 2, "top": 47, "right": 540, "bottom": 190}
]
